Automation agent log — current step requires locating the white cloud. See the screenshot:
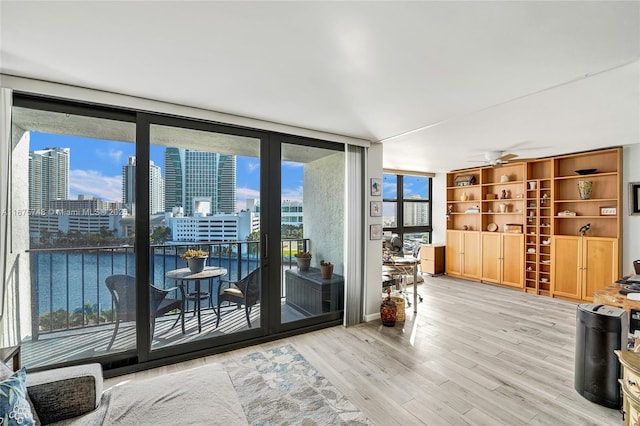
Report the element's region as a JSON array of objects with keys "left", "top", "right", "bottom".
[
  {"left": 247, "top": 161, "right": 259, "bottom": 173},
  {"left": 70, "top": 169, "right": 121, "bottom": 202},
  {"left": 282, "top": 161, "right": 304, "bottom": 168},
  {"left": 282, "top": 186, "right": 303, "bottom": 202},
  {"left": 96, "top": 148, "right": 124, "bottom": 163},
  {"left": 236, "top": 187, "right": 260, "bottom": 211}
]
